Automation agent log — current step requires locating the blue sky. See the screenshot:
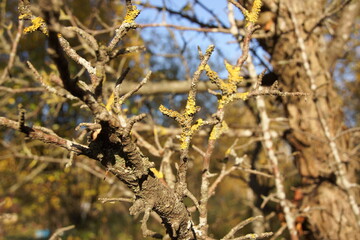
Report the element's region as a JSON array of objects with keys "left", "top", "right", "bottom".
[{"left": 136, "top": 0, "right": 248, "bottom": 72}]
